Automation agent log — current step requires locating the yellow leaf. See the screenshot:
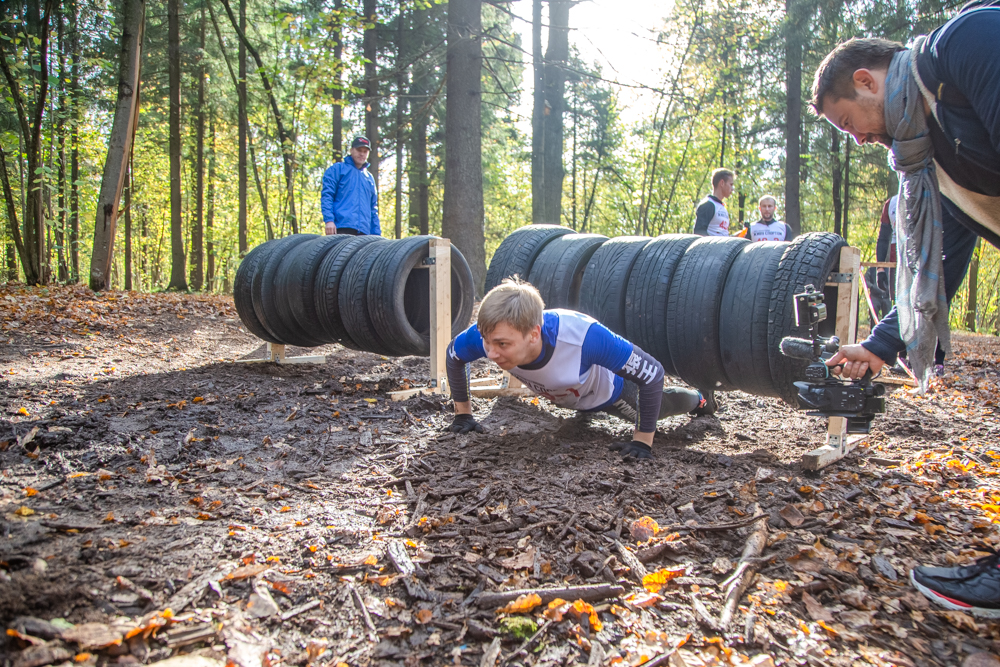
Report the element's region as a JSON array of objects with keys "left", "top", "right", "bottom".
[
  {"left": 497, "top": 593, "right": 542, "bottom": 614},
  {"left": 14, "top": 506, "right": 34, "bottom": 517},
  {"left": 18, "top": 407, "right": 28, "bottom": 416},
  {"left": 24, "top": 487, "right": 38, "bottom": 497},
  {"left": 774, "top": 580, "right": 789, "bottom": 592},
  {"left": 364, "top": 398, "right": 377, "bottom": 404},
  {"left": 642, "top": 567, "right": 686, "bottom": 593},
  {"left": 68, "top": 472, "right": 89, "bottom": 478}
]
